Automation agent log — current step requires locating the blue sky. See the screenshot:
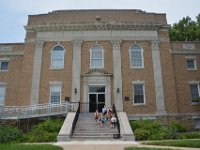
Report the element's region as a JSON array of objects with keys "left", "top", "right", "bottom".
[{"left": 0, "top": 0, "right": 199, "bottom": 43}]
